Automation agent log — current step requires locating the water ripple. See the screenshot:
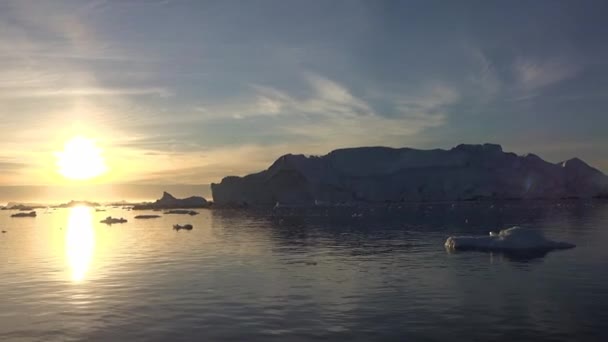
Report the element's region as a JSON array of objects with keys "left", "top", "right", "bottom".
[{"left": 0, "top": 203, "right": 607, "bottom": 341}]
